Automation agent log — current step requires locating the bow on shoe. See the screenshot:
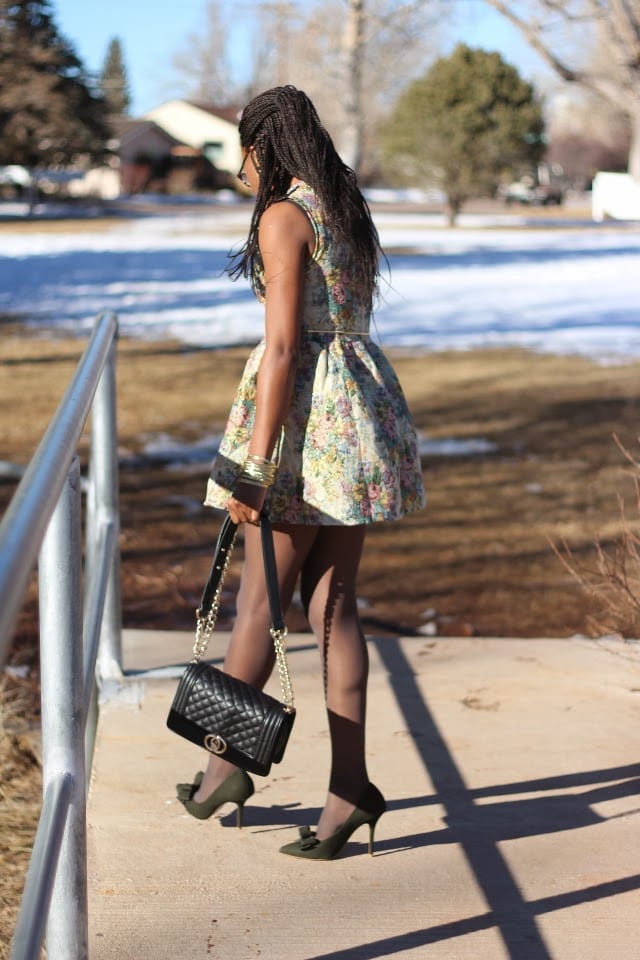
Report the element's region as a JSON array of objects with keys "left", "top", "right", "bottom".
[
  {"left": 297, "top": 826, "right": 320, "bottom": 850},
  {"left": 176, "top": 771, "right": 204, "bottom": 802}
]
